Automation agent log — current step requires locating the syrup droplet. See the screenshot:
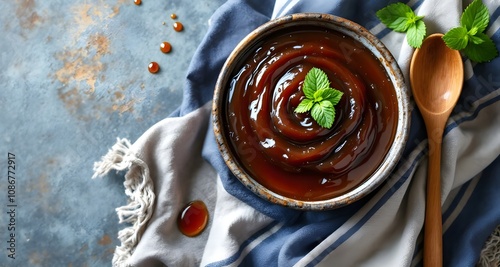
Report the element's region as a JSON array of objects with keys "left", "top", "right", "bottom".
[
  {"left": 173, "top": 22, "right": 184, "bottom": 32},
  {"left": 160, "top": 42, "right": 172, "bottom": 53},
  {"left": 148, "top": 62, "right": 160, "bottom": 73},
  {"left": 177, "top": 200, "right": 208, "bottom": 237},
  {"left": 170, "top": 13, "right": 177, "bottom": 19},
  {"left": 134, "top": 0, "right": 141, "bottom": 5}
]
